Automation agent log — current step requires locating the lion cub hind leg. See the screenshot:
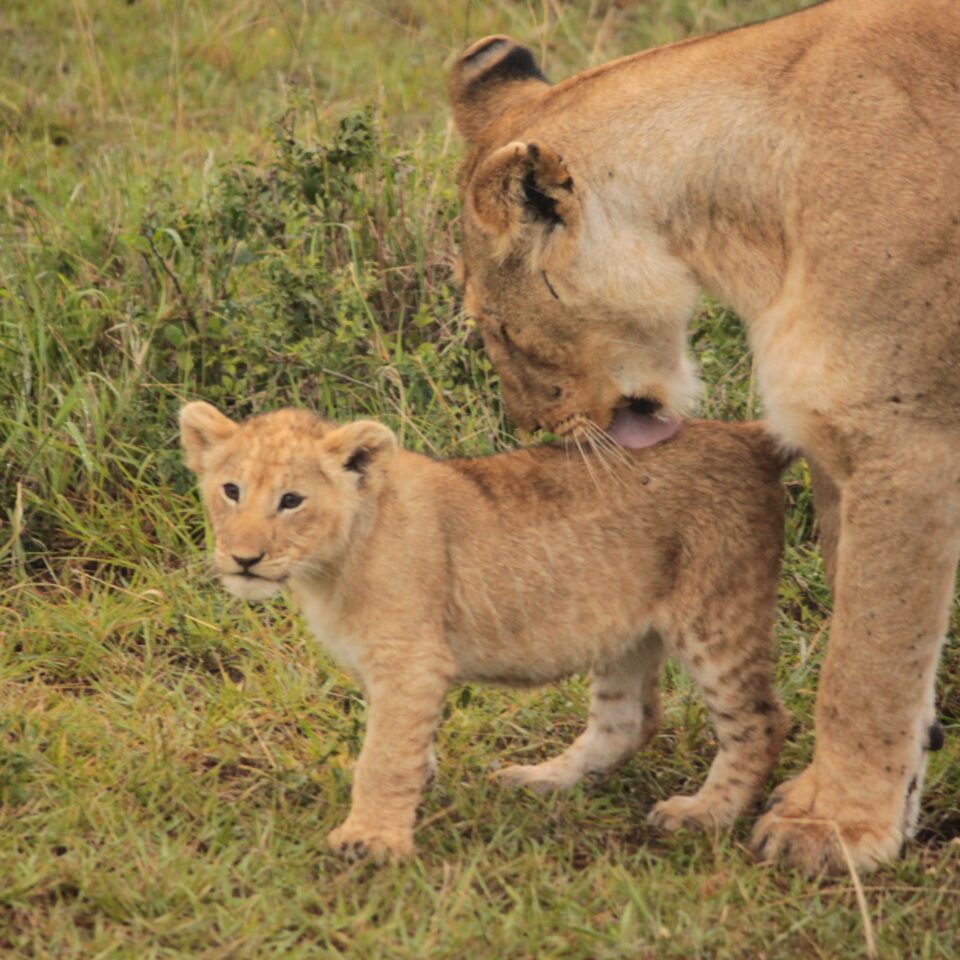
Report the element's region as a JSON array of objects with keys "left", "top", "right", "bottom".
[
  {"left": 328, "top": 662, "right": 450, "bottom": 863},
  {"left": 494, "top": 632, "right": 664, "bottom": 793},
  {"left": 649, "top": 598, "right": 789, "bottom": 832}
]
